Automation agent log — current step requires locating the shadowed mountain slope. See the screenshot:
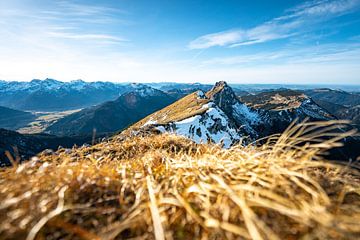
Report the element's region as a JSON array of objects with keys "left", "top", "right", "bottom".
[
  {"left": 46, "top": 84, "right": 176, "bottom": 136},
  {"left": 0, "top": 106, "right": 36, "bottom": 130}
]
